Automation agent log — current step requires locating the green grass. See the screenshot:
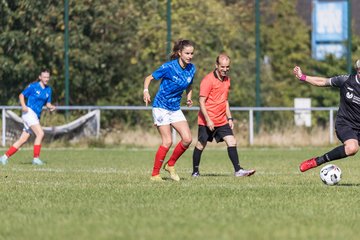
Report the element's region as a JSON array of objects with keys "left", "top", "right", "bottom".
[{"left": 0, "top": 147, "right": 359, "bottom": 240}]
